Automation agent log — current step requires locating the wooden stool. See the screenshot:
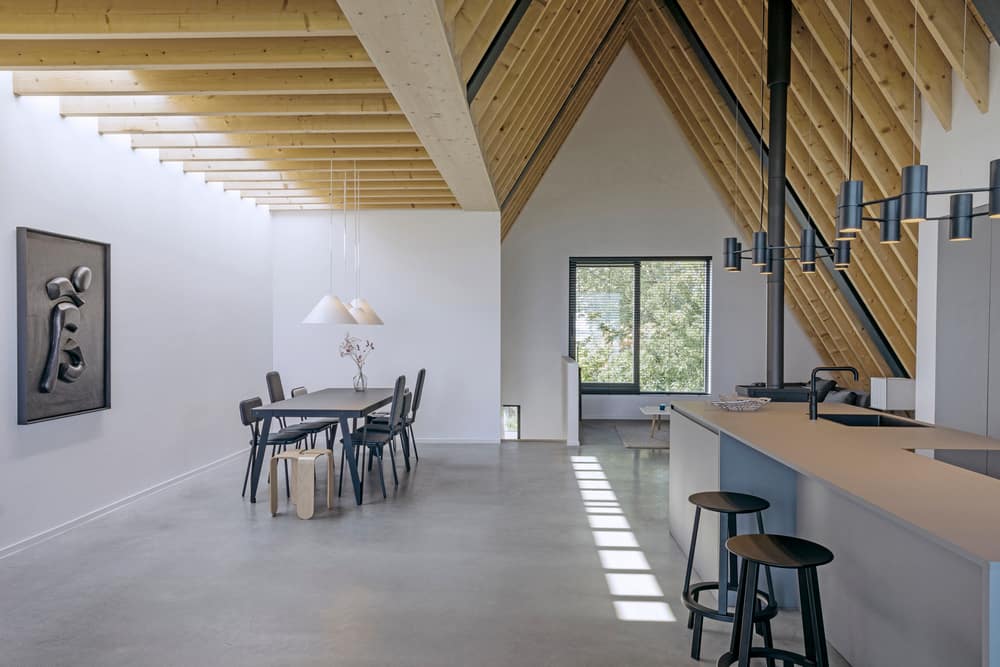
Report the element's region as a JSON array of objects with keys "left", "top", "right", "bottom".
[{"left": 270, "top": 448, "right": 334, "bottom": 519}]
